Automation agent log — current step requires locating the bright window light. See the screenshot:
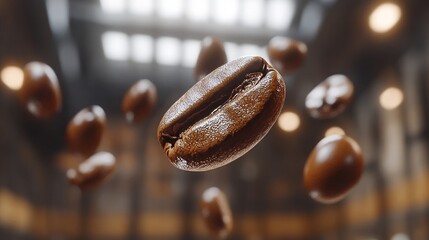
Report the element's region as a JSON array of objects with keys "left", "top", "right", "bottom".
[
  {"left": 213, "top": 0, "right": 240, "bottom": 25},
  {"left": 260, "top": 46, "right": 270, "bottom": 62},
  {"left": 157, "top": 0, "right": 184, "bottom": 19},
  {"left": 224, "top": 42, "right": 240, "bottom": 61},
  {"left": 369, "top": 3, "right": 402, "bottom": 33},
  {"left": 129, "top": 0, "right": 154, "bottom": 16},
  {"left": 380, "top": 87, "right": 403, "bottom": 110},
  {"left": 182, "top": 39, "right": 200, "bottom": 67},
  {"left": 186, "top": 0, "right": 210, "bottom": 22},
  {"left": 131, "top": 35, "right": 154, "bottom": 63},
  {"left": 325, "top": 126, "right": 345, "bottom": 137},
  {"left": 240, "top": 44, "right": 261, "bottom": 57},
  {"left": 278, "top": 111, "right": 300, "bottom": 132},
  {"left": 391, "top": 233, "right": 410, "bottom": 240},
  {"left": 102, "top": 31, "right": 129, "bottom": 61},
  {"left": 241, "top": 0, "right": 264, "bottom": 27},
  {"left": 156, "top": 37, "right": 181, "bottom": 66},
  {"left": 1, "top": 66, "right": 24, "bottom": 91},
  {"left": 100, "top": 0, "right": 126, "bottom": 14},
  {"left": 266, "top": 0, "right": 295, "bottom": 30}
]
